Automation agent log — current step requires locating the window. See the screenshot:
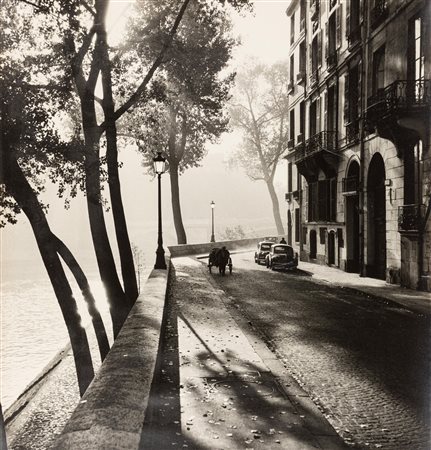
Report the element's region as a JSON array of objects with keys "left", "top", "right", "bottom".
[
  {"left": 345, "top": 65, "right": 359, "bottom": 123},
  {"left": 328, "top": 13, "right": 337, "bottom": 62},
  {"left": 327, "top": 85, "right": 337, "bottom": 131},
  {"left": 297, "top": 169, "right": 302, "bottom": 191},
  {"left": 288, "top": 162, "right": 293, "bottom": 192},
  {"left": 311, "top": 35, "right": 319, "bottom": 74},
  {"left": 290, "top": 13, "right": 295, "bottom": 44},
  {"left": 372, "top": 46, "right": 385, "bottom": 94},
  {"left": 290, "top": 54, "right": 295, "bottom": 86},
  {"left": 299, "top": 101, "right": 305, "bottom": 137},
  {"left": 290, "top": 109, "right": 295, "bottom": 141},
  {"left": 299, "top": 41, "right": 306, "bottom": 74},
  {"left": 308, "top": 178, "right": 337, "bottom": 222},
  {"left": 309, "top": 100, "right": 317, "bottom": 136},
  {"left": 295, "top": 208, "right": 300, "bottom": 242},
  {"left": 350, "top": 0, "right": 360, "bottom": 33},
  {"left": 408, "top": 16, "right": 424, "bottom": 85}
]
